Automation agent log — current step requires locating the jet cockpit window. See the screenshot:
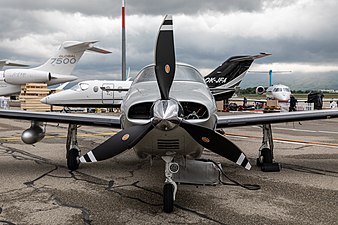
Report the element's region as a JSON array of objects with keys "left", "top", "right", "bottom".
[
  {"left": 283, "top": 88, "right": 290, "bottom": 92},
  {"left": 133, "top": 64, "right": 205, "bottom": 84},
  {"left": 70, "top": 84, "right": 81, "bottom": 92},
  {"left": 79, "top": 83, "right": 89, "bottom": 91},
  {"left": 274, "top": 88, "right": 282, "bottom": 92}
]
